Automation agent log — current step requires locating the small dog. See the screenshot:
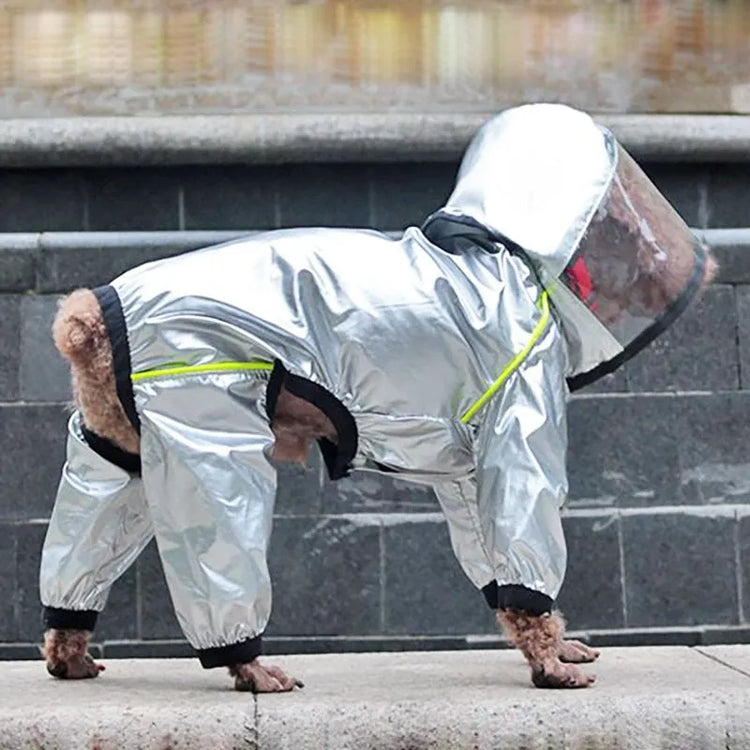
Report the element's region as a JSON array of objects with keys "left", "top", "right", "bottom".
[{"left": 38, "top": 104, "right": 716, "bottom": 692}]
